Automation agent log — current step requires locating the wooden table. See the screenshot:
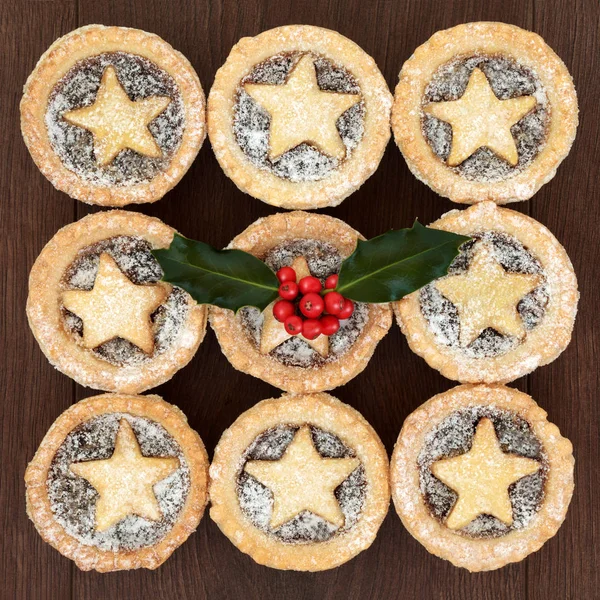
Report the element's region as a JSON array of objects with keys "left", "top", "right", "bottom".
[{"left": 2, "top": 1, "right": 598, "bottom": 598}]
